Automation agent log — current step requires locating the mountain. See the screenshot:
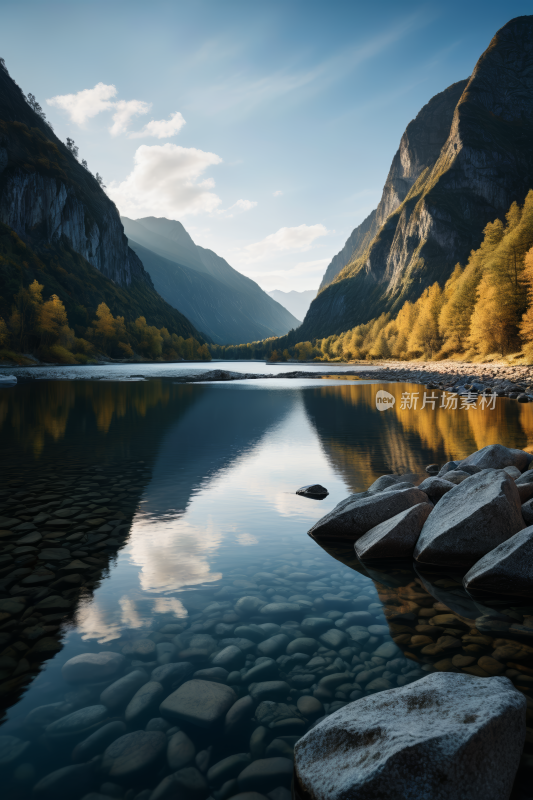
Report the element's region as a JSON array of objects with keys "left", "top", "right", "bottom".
[
  {"left": 299, "top": 15, "right": 533, "bottom": 340},
  {"left": 0, "top": 61, "right": 203, "bottom": 342},
  {"left": 122, "top": 216, "right": 300, "bottom": 344},
  {"left": 267, "top": 289, "right": 317, "bottom": 322}
]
